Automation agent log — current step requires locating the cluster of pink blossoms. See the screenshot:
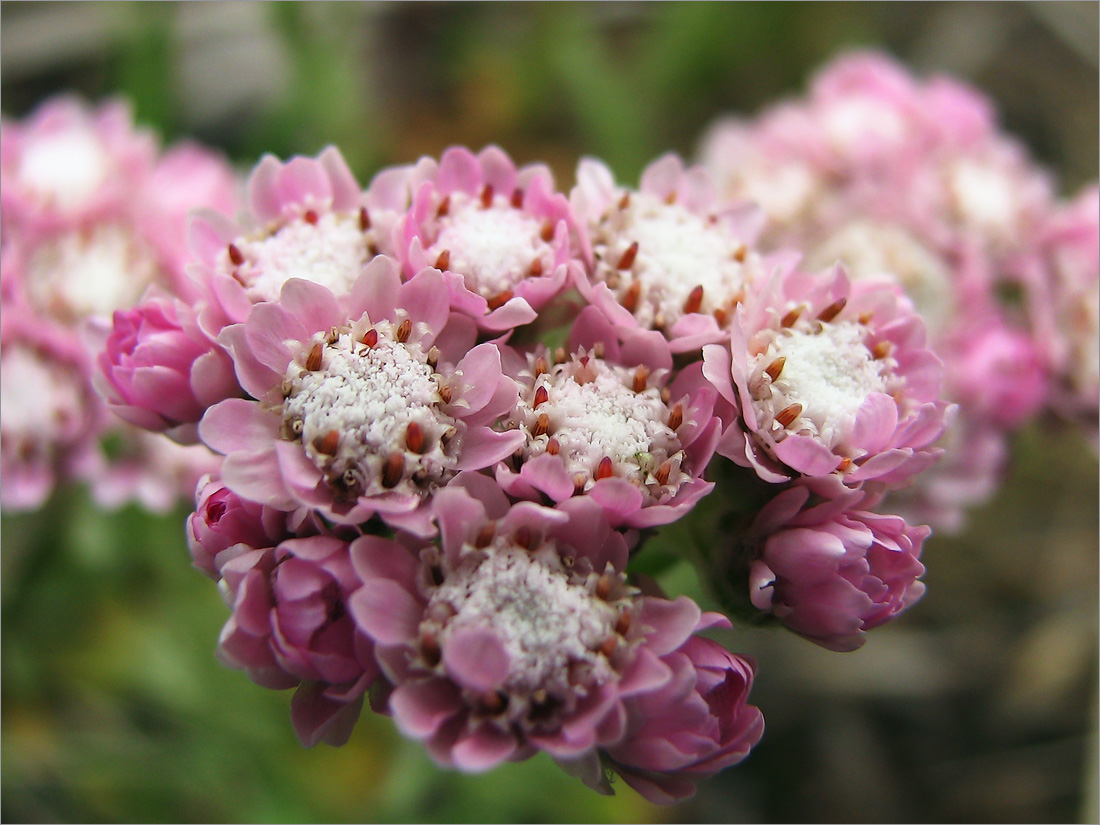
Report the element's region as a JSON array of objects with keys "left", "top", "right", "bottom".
[
  {"left": 0, "top": 96, "right": 241, "bottom": 512},
  {"left": 8, "top": 50, "right": 1093, "bottom": 804},
  {"left": 698, "top": 50, "right": 1099, "bottom": 531}
]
